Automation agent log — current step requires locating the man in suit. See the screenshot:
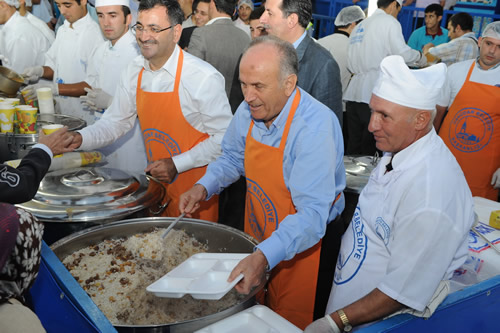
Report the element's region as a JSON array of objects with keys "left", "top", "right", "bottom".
[
  {"left": 188, "top": 0, "right": 250, "bottom": 99},
  {"left": 188, "top": 0, "right": 251, "bottom": 231},
  {"left": 260, "top": 0, "right": 343, "bottom": 126}
]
